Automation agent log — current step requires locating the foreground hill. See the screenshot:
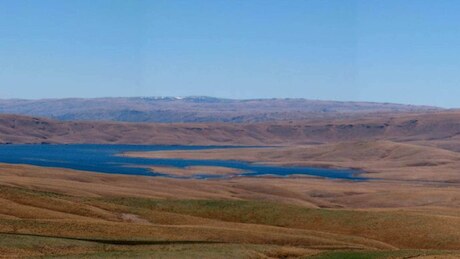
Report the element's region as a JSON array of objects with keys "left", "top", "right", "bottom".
[
  {"left": 0, "top": 97, "right": 440, "bottom": 123},
  {"left": 2, "top": 112, "right": 460, "bottom": 147},
  {"left": 0, "top": 162, "right": 459, "bottom": 257}
]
